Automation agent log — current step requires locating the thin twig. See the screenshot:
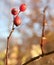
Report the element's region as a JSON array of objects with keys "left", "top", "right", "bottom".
[
  {"left": 40, "top": 6, "right": 48, "bottom": 54},
  {"left": 22, "top": 51, "right": 54, "bottom": 65},
  {"left": 5, "top": 22, "right": 15, "bottom": 65},
  {"left": 22, "top": 6, "right": 49, "bottom": 65}
]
